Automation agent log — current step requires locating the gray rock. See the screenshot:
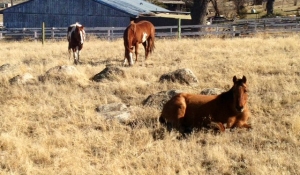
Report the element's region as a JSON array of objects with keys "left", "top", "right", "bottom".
[
  {"left": 200, "top": 88, "right": 224, "bottom": 95},
  {"left": 91, "top": 66, "right": 126, "bottom": 82},
  {"left": 39, "top": 65, "right": 81, "bottom": 82},
  {"left": 159, "top": 68, "right": 199, "bottom": 86},
  {"left": 9, "top": 73, "right": 36, "bottom": 85},
  {"left": 143, "top": 90, "right": 182, "bottom": 110},
  {"left": 0, "top": 64, "right": 11, "bottom": 72},
  {"left": 45, "top": 65, "right": 79, "bottom": 75},
  {"left": 96, "top": 103, "right": 131, "bottom": 122}
]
